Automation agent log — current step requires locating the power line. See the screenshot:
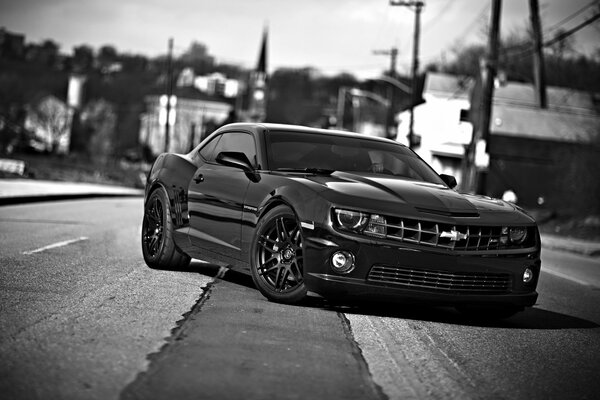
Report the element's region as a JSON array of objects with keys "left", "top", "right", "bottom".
[
  {"left": 503, "top": 10, "right": 600, "bottom": 60},
  {"left": 501, "top": 1, "right": 599, "bottom": 59},
  {"left": 544, "top": 11, "right": 600, "bottom": 47},
  {"left": 421, "top": 0, "right": 456, "bottom": 35},
  {"left": 545, "top": 0, "right": 599, "bottom": 34}
]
